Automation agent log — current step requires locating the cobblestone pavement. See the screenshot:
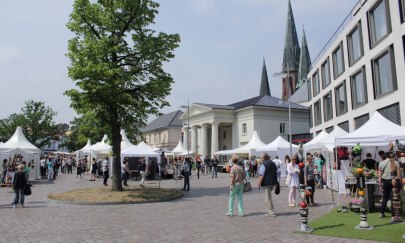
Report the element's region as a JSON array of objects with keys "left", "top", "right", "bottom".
[{"left": 0, "top": 170, "right": 379, "bottom": 243}]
